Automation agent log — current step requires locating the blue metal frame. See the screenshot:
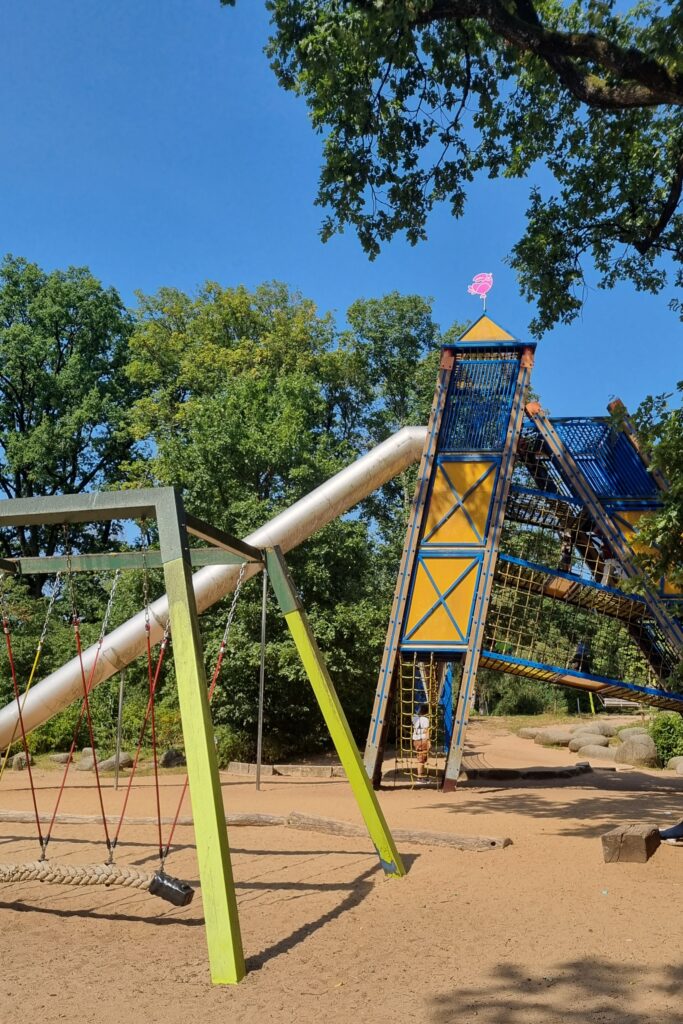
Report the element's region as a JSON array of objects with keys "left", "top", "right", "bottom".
[
  {"left": 497, "top": 553, "right": 648, "bottom": 604},
  {"left": 481, "top": 650, "right": 683, "bottom": 706}
]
